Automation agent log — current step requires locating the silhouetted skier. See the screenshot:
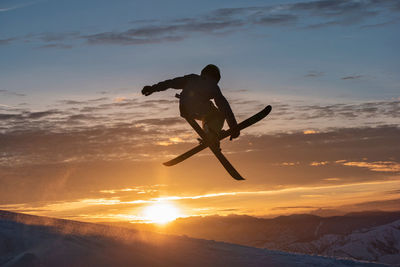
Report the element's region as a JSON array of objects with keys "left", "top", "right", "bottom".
[{"left": 142, "top": 64, "right": 240, "bottom": 146}]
